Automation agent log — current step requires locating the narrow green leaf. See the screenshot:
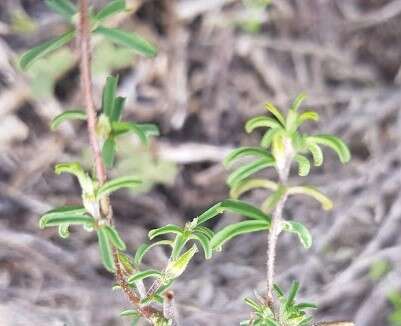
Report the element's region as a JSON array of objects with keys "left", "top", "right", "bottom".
[
  {"left": 295, "top": 302, "right": 318, "bottom": 310},
  {"left": 110, "top": 96, "right": 125, "bottom": 122},
  {"left": 58, "top": 224, "right": 70, "bottom": 238},
  {"left": 136, "top": 123, "right": 160, "bottom": 137},
  {"left": 19, "top": 30, "right": 75, "bottom": 70},
  {"left": 112, "top": 121, "right": 147, "bottom": 144},
  {"left": 261, "top": 186, "right": 287, "bottom": 213},
  {"left": 287, "top": 185, "right": 333, "bottom": 210},
  {"left": 191, "top": 232, "right": 212, "bottom": 259},
  {"left": 285, "top": 110, "right": 299, "bottom": 133},
  {"left": 165, "top": 245, "right": 198, "bottom": 279},
  {"left": 260, "top": 129, "right": 276, "bottom": 148},
  {"left": 196, "top": 202, "right": 223, "bottom": 225},
  {"left": 102, "top": 137, "right": 116, "bottom": 168},
  {"left": 97, "top": 228, "right": 115, "bottom": 272},
  {"left": 54, "top": 162, "right": 94, "bottom": 194},
  {"left": 95, "top": 0, "right": 125, "bottom": 21},
  {"left": 103, "top": 225, "right": 126, "bottom": 250},
  {"left": 220, "top": 199, "right": 271, "bottom": 221},
  {"left": 230, "top": 178, "right": 278, "bottom": 199},
  {"left": 193, "top": 226, "right": 214, "bottom": 240},
  {"left": 290, "top": 93, "right": 306, "bottom": 111},
  {"left": 128, "top": 269, "right": 162, "bottom": 284},
  {"left": 210, "top": 220, "right": 270, "bottom": 250},
  {"left": 102, "top": 75, "right": 118, "bottom": 117},
  {"left": 307, "top": 134, "right": 351, "bottom": 164},
  {"left": 170, "top": 233, "right": 188, "bottom": 260},
  {"left": 273, "top": 284, "right": 285, "bottom": 297},
  {"left": 133, "top": 240, "right": 172, "bottom": 266},
  {"left": 148, "top": 224, "right": 184, "bottom": 240},
  {"left": 296, "top": 111, "right": 319, "bottom": 128},
  {"left": 94, "top": 26, "right": 157, "bottom": 57},
  {"left": 307, "top": 142, "right": 323, "bottom": 166},
  {"left": 39, "top": 214, "right": 95, "bottom": 228},
  {"left": 224, "top": 147, "right": 273, "bottom": 167},
  {"left": 40, "top": 205, "right": 86, "bottom": 218},
  {"left": 96, "top": 176, "right": 142, "bottom": 199},
  {"left": 287, "top": 281, "right": 300, "bottom": 306},
  {"left": 50, "top": 110, "right": 86, "bottom": 130},
  {"left": 45, "top": 0, "right": 76, "bottom": 20},
  {"left": 244, "top": 297, "right": 263, "bottom": 312},
  {"left": 245, "top": 116, "right": 281, "bottom": 133},
  {"left": 264, "top": 102, "right": 286, "bottom": 126},
  {"left": 294, "top": 154, "right": 310, "bottom": 176},
  {"left": 120, "top": 309, "right": 140, "bottom": 318},
  {"left": 227, "top": 157, "right": 275, "bottom": 187},
  {"left": 282, "top": 221, "right": 312, "bottom": 249}
]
